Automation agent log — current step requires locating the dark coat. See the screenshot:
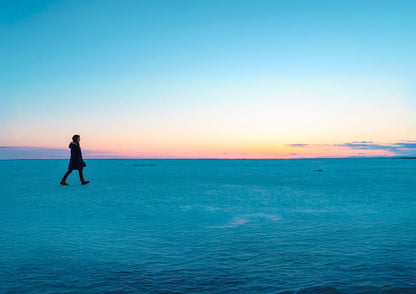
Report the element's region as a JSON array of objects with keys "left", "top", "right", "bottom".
[{"left": 68, "top": 142, "right": 86, "bottom": 171}]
